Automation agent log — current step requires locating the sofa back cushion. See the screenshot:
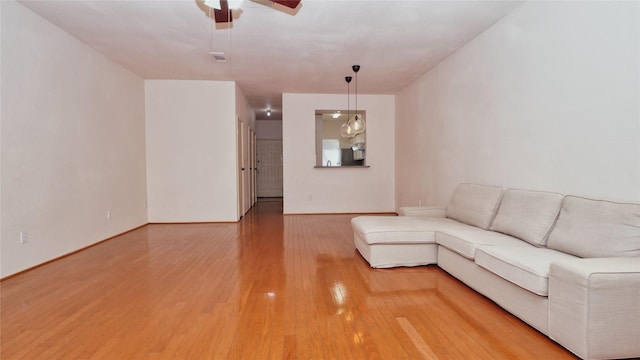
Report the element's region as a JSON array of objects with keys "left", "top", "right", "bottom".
[
  {"left": 547, "top": 196, "right": 640, "bottom": 258},
  {"left": 446, "top": 183, "right": 503, "bottom": 230},
  {"left": 490, "top": 189, "right": 564, "bottom": 247}
]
